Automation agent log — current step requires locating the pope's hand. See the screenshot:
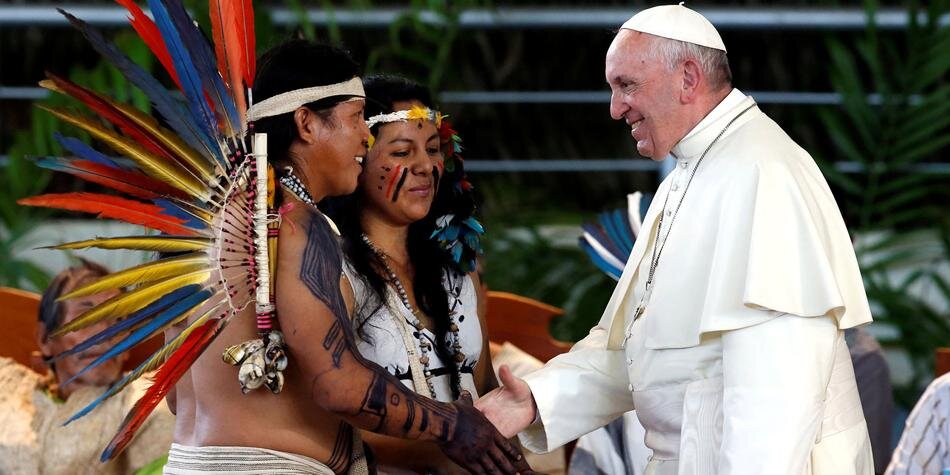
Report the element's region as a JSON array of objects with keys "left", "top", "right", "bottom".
[{"left": 474, "top": 365, "right": 537, "bottom": 438}]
